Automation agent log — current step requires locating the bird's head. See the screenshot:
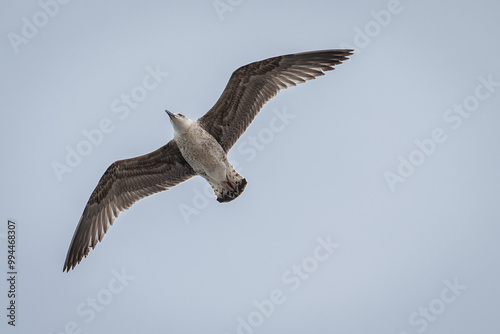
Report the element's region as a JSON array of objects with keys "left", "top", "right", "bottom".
[{"left": 165, "top": 110, "right": 193, "bottom": 134}]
